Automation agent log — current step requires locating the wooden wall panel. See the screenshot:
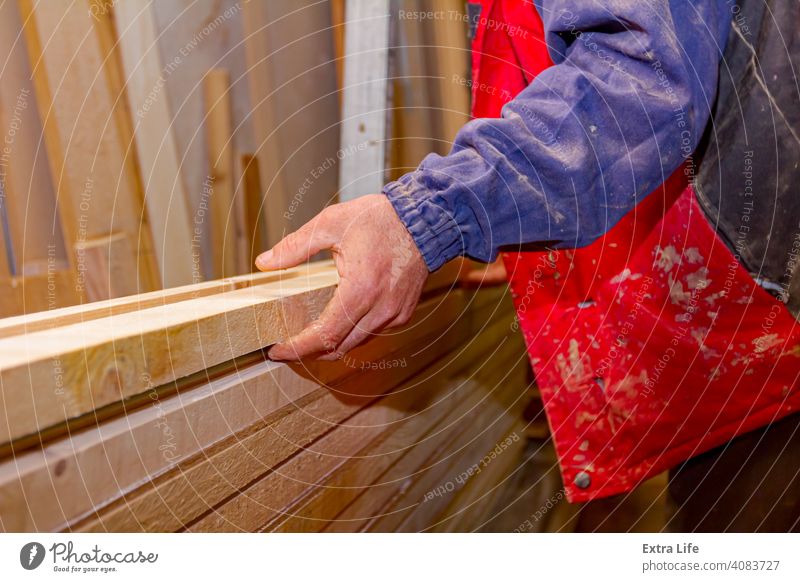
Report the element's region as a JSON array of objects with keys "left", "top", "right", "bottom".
[
  {"left": 18, "top": 0, "right": 160, "bottom": 299},
  {"left": 243, "top": 0, "right": 340, "bottom": 244},
  {"left": 0, "top": 1, "right": 67, "bottom": 272},
  {"left": 151, "top": 0, "right": 257, "bottom": 278},
  {"left": 113, "top": 0, "right": 197, "bottom": 287},
  {"left": 203, "top": 69, "right": 240, "bottom": 278}
]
